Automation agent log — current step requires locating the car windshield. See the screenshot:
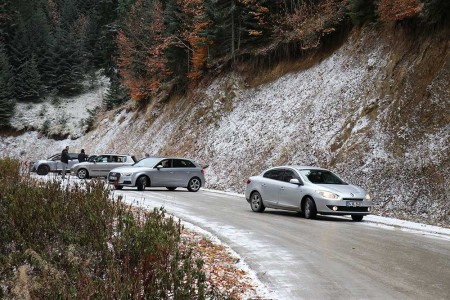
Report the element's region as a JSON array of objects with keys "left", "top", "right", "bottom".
[
  {"left": 299, "top": 169, "right": 346, "bottom": 184},
  {"left": 133, "top": 157, "right": 162, "bottom": 167}
]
